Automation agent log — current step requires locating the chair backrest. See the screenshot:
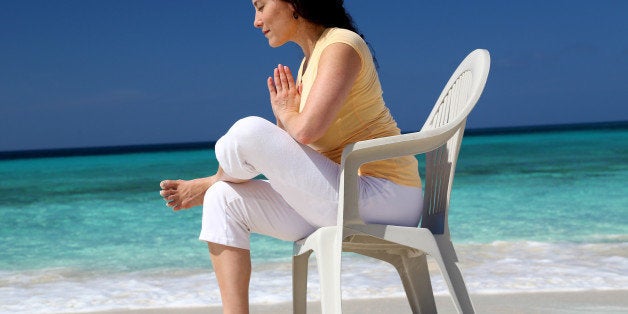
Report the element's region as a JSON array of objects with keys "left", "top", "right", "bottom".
[{"left": 419, "top": 49, "right": 490, "bottom": 235}]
